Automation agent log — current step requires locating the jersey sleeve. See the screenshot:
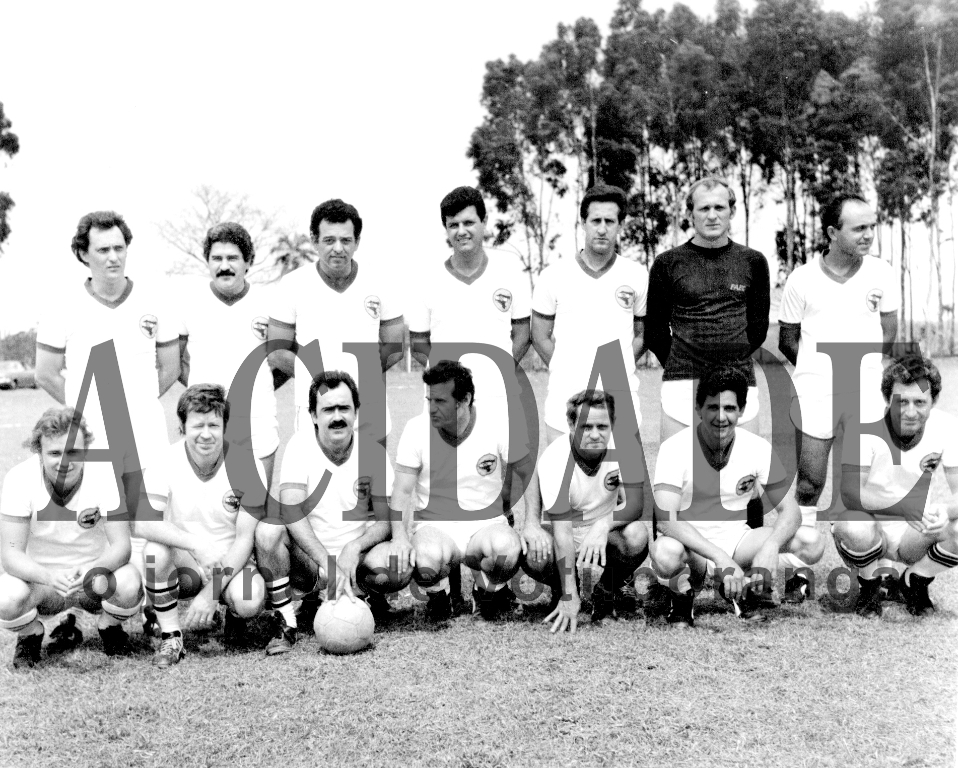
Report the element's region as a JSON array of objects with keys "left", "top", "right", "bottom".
[
  {"left": 36, "top": 308, "right": 67, "bottom": 354},
  {"left": 653, "top": 433, "right": 687, "bottom": 490},
  {"left": 235, "top": 449, "right": 269, "bottom": 509},
  {"left": 379, "top": 285, "right": 403, "bottom": 324},
  {"left": 369, "top": 444, "right": 395, "bottom": 499},
  {"left": 406, "top": 294, "right": 430, "bottom": 335},
  {"left": 269, "top": 277, "right": 296, "bottom": 327},
  {"left": 511, "top": 268, "right": 532, "bottom": 321},
  {"left": 755, "top": 437, "right": 777, "bottom": 487},
  {"left": 778, "top": 269, "right": 805, "bottom": 324},
  {"left": 878, "top": 261, "right": 900, "bottom": 313},
  {"left": 143, "top": 453, "right": 172, "bottom": 516},
  {"left": 531, "top": 267, "right": 557, "bottom": 318},
  {"left": 632, "top": 264, "right": 649, "bottom": 318},
  {"left": 395, "top": 418, "right": 424, "bottom": 471},
  {"left": 278, "top": 432, "right": 310, "bottom": 493},
  {"left": 155, "top": 289, "right": 180, "bottom": 346},
  {"left": 0, "top": 461, "right": 35, "bottom": 519}
]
